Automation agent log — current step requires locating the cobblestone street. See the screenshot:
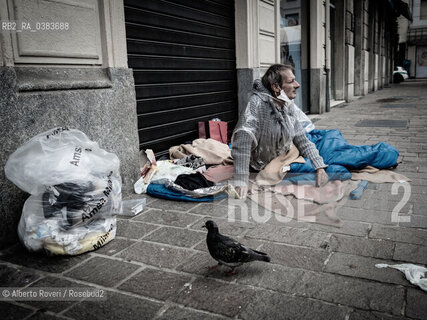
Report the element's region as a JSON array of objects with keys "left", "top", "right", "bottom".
[{"left": 1, "top": 80, "right": 427, "bottom": 319}]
